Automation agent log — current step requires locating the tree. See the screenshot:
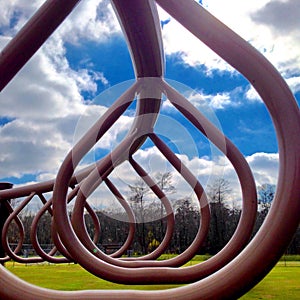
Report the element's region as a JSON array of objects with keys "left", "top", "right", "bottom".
[
  {"left": 252, "top": 183, "right": 276, "bottom": 242},
  {"left": 155, "top": 172, "right": 175, "bottom": 241},
  {"left": 258, "top": 183, "right": 275, "bottom": 211},
  {"left": 207, "top": 178, "right": 231, "bottom": 205},
  {"left": 0, "top": 200, "right": 10, "bottom": 263},
  {"left": 128, "top": 179, "right": 149, "bottom": 254},
  {"left": 206, "top": 178, "right": 234, "bottom": 254},
  {"left": 127, "top": 172, "right": 176, "bottom": 254},
  {"left": 155, "top": 172, "right": 176, "bottom": 194},
  {"left": 173, "top": 198, "right": 199, "bottom": 253}
]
